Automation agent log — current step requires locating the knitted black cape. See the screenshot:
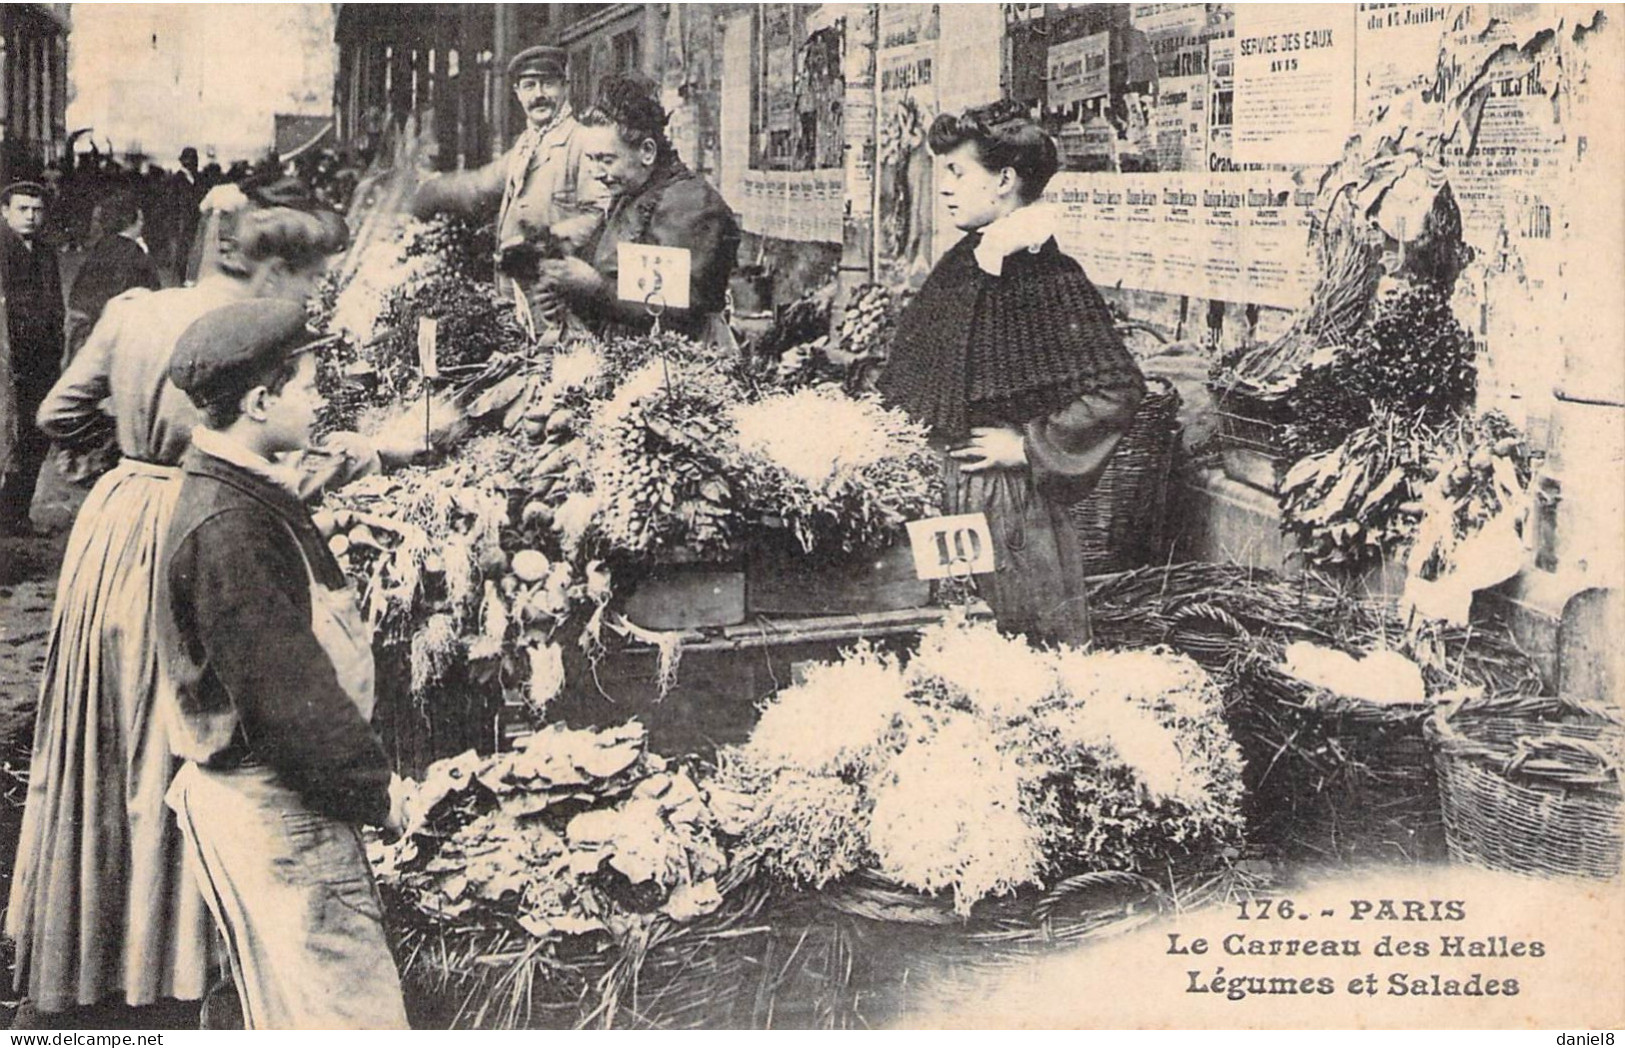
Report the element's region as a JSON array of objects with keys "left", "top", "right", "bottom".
[{"left": 877, "top": 233, "right": 1141, "bottom": 442}]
